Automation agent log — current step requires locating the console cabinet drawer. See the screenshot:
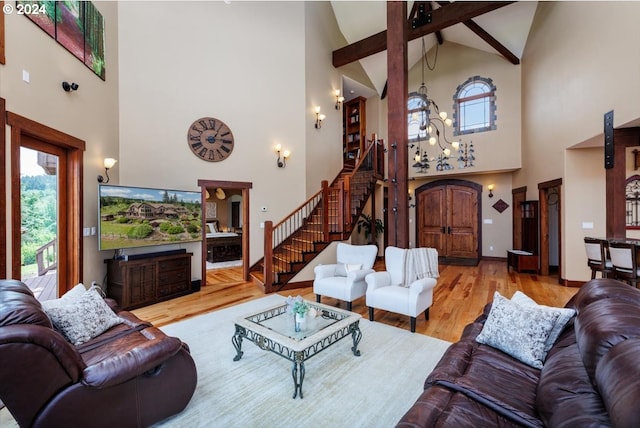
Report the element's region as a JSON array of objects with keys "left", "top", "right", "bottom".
[{"left": 106, "top": 252, "right": 193, "bottom": 310}]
